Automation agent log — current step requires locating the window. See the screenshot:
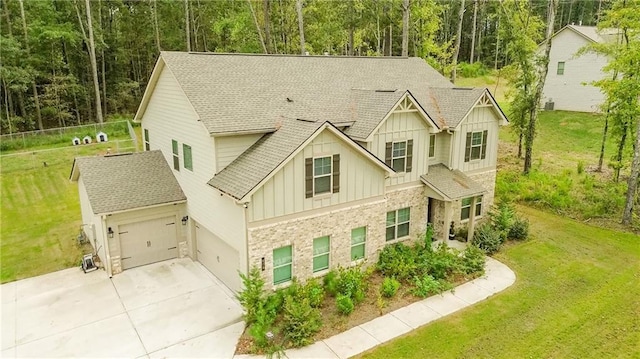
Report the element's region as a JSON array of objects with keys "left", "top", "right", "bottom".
[
  {"left": 557, "top": 61, "right": 565, "bottom": 75},
  {"left": 183, "top": 144, "right": 193, "bottom": 171},
  {"left": 273, "top": 245, "right": 292, "bottom": 285},
  {"left": 144, "top": 129, "right": 150, "bottom": 151},
  {"left": 313, "top": 236, "right": 330, "bottom": 272},
  {"left": 305, "top": 155, "right": 340, "bottom": 198},
  {"left": 461, "top": 196, "right": 483, "bottom": 220},
  {"left": 351, "top": 227, "right": 366, "bottom": 261},
  {"left": 428, "top": 134, "right": 436, "bottom": 158},
  {"left": 314, "top": 157, "right": 332, "bottom": 195},
  {"left": 464, "top": 130, "right": 488, "bottom": 162},
  {"left": 386, "top": 207, "right": 410, "bottom": 241},
  {"left": 172, "top": 140, "right": 179, "bottom": 170},
  {"left": 385, "top": 140, "right": 413, "bottom": 172}
]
